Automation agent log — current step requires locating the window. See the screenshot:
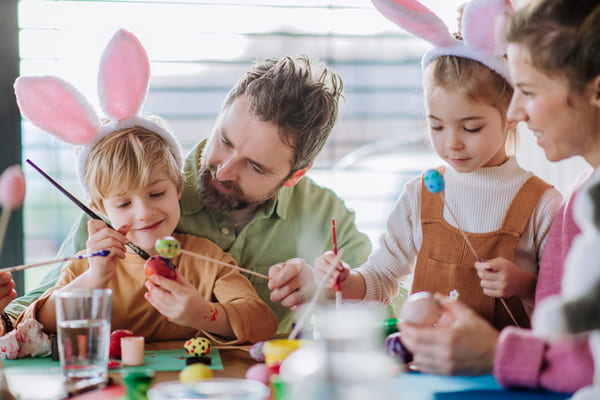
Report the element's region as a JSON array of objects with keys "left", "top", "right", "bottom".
[{"left": 17, "top": 0, "right": 587, "bottom": 291}]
